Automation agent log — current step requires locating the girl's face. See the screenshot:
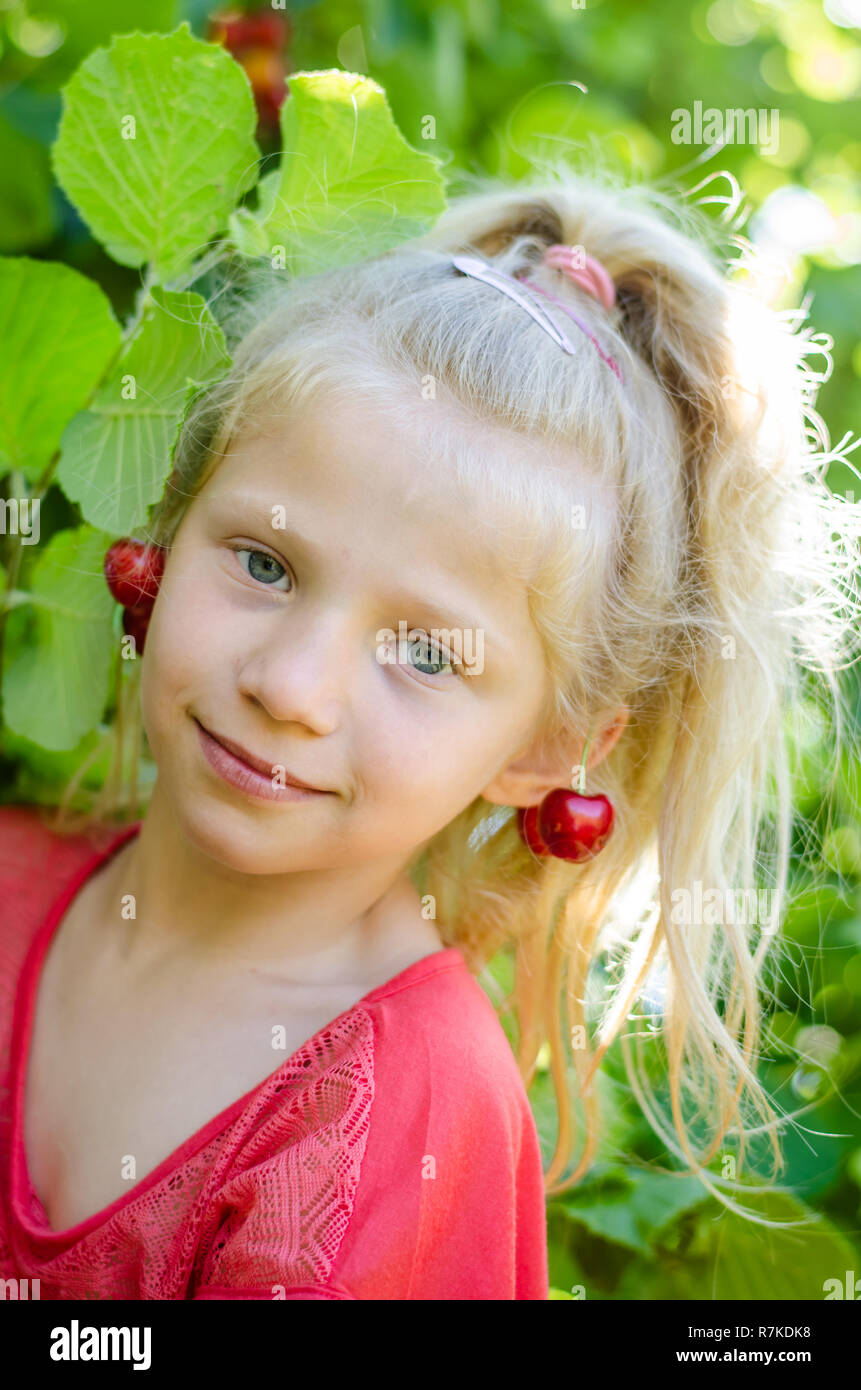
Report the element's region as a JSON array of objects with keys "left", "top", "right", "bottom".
[{"left": 140, "top": 391, "right": 554, "bottom": 876}]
